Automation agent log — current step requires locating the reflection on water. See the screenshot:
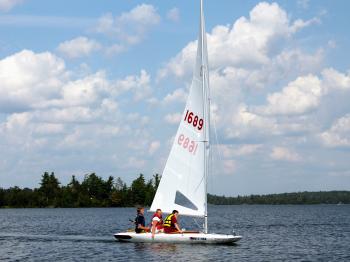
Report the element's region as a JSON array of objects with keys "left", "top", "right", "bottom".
[{"left": 0, "top": 205, "right": 349, "bottom": 261}]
